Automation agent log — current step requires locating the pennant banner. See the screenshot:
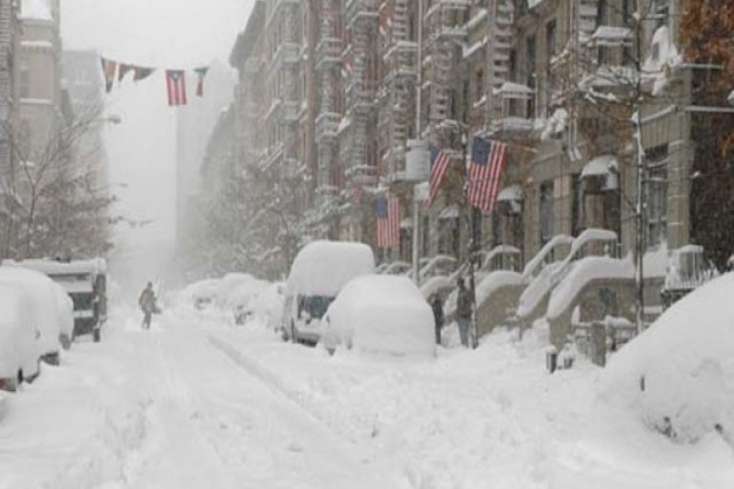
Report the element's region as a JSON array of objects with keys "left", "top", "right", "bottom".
[{"left": 99, "top": 55, "right": 209, "bottom": 108}]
